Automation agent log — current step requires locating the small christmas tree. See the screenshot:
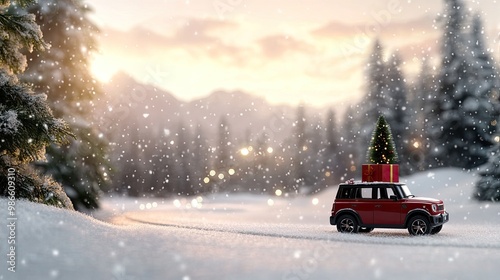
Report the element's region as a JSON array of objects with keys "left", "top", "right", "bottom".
[{"left": 367, "top": 115, "right": 399, "bottom": 164}]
